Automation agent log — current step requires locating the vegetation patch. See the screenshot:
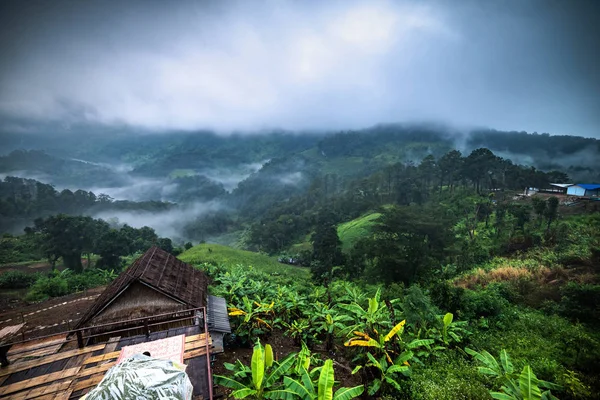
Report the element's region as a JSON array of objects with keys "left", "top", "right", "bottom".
[
  {"left": 337, "top": 212, "right": 381, "bottom": 252},
  {"left": 179, "top": 243, "right": 310, "bottom": 280}
]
